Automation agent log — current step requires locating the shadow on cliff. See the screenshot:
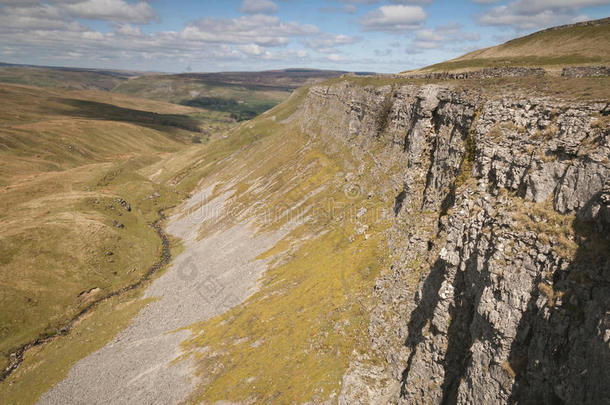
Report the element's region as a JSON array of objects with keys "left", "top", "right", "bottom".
[
  {"left": 506, "top": 203, "right": 610, "bottom": 405},
  {"left": 401, "top": 193, "right": 610, "bottom": 405},
  {"left": 401, "top": 231, "right": 498, "bottom": 404}
]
